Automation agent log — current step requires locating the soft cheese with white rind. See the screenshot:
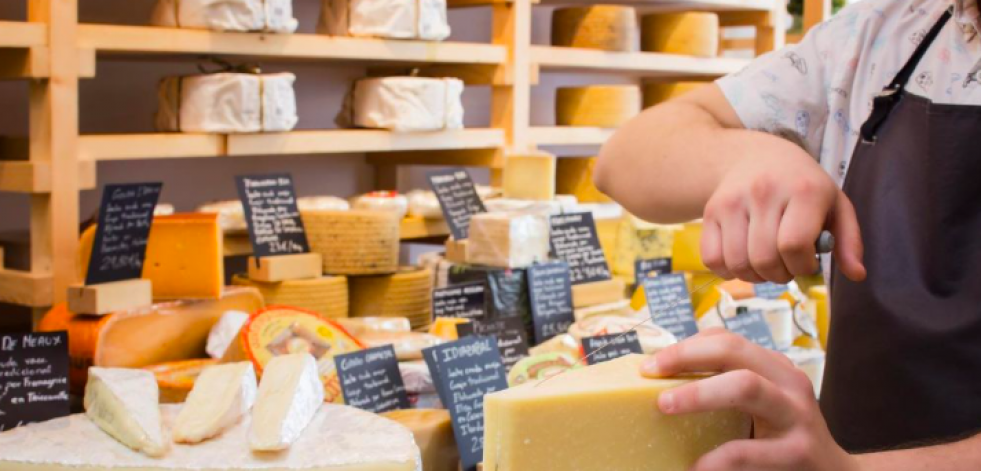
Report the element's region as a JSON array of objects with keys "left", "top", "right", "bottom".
[
  {"left": 0, "top": 405, "right": 422, "bottom": 471},
  {"left": 250, "top": 353, "right": 325, "bottom": 451},
  {"left": 173, "top": 362, "right": 258, "bottom": 444},
  {"left": 84, "top": 367, "right": 167, "bottom": 457}
]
